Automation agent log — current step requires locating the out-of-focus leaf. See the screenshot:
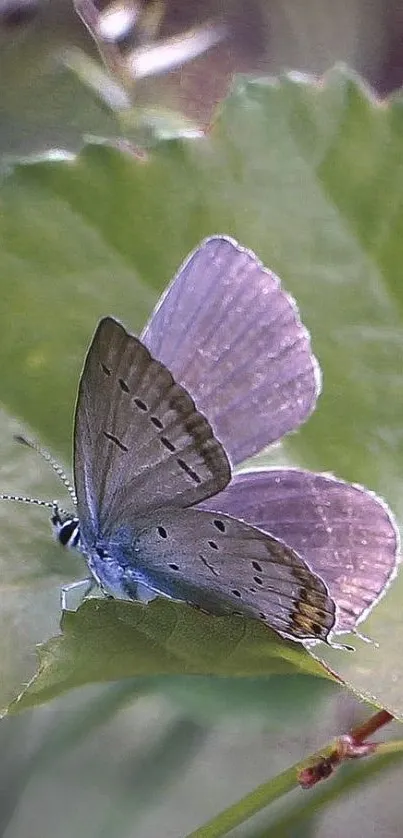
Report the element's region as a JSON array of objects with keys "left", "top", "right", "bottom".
[{"left": 0, "top": 68, "right": 402, "bottom": 716}]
